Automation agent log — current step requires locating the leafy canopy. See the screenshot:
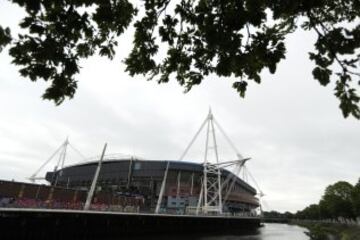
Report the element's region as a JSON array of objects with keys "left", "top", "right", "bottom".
[
  {"left": 352, "top": 179, "right": 360, "bottom": 216},
  {"left": 0, "top": 0, "right": 360, "bottom": 118},
  {"left": 296, "top": 179, "right": 360, "bottom": 220},
  {"left": 320, "top": 181, "right": 355, "bottom": 219}
]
